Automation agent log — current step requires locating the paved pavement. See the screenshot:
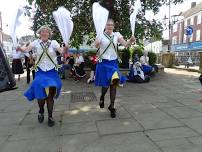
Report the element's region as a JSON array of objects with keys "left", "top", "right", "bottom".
[{"left": 0, "top": 68, "right": 202, "bottom": 152}]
